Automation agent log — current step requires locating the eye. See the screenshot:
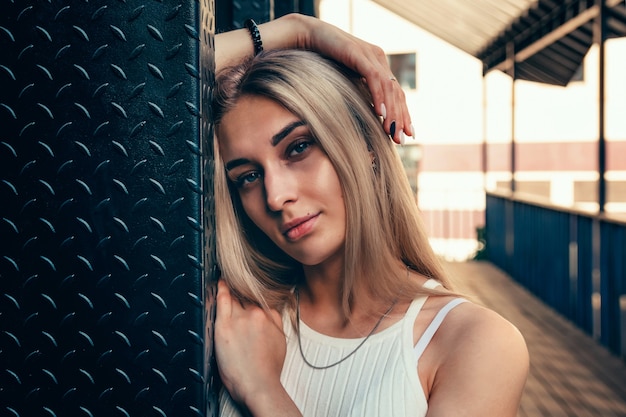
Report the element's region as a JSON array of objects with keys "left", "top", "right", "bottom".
[
  {"left": 233, "top": 170, "right": 262, "bottom": 188},
  {"left": 287, "top": 139, "right": 313, "bottom": 158}
]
